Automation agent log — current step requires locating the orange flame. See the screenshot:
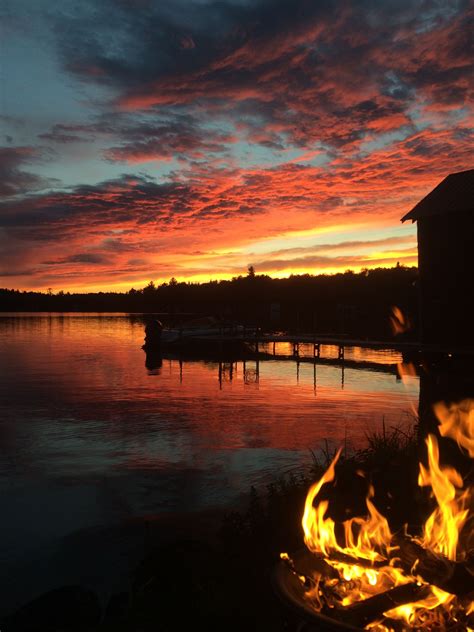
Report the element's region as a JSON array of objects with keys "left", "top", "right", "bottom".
[
  {"left": 396, "top": 361, "right": 417, "bottom": 383},
  {"left": 303, "top": 448, "right": 341, "bottom": 557},
  {"left": 418, "top": 433, "right": 470, "bottom": 561},
  {"left": 294, "top": 399, "right": 474, "bottom": 627},
  {"left": 303, "top": 452, "right": 392, "bottom": 562},
  {"left": 435, "top": 398, "right": 474, "bottom": 458},
  {"left": 389, "top": 306, "right": 411, "bottom": 335}
]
